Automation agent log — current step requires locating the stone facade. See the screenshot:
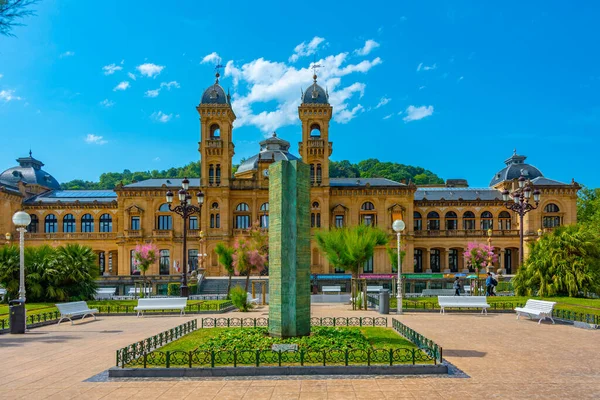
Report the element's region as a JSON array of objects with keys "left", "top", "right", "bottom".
[{"left": 0, "top": 73, "right": 581, "bottom": 289}]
